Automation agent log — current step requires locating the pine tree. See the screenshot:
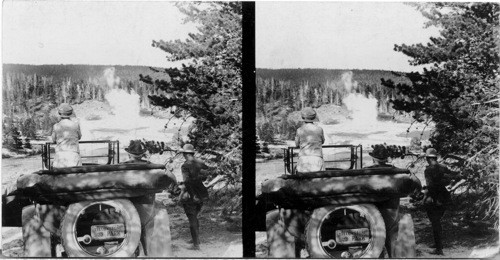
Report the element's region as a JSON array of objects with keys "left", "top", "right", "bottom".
[
  {"left": 140, "top": 2, "right": 242, "bottom": 185},
  {"left": 11, "top": 126, "right": 24, "bottom": 150},
  {"left": 24, "top": 137, "right": 32, "bottom": 149},
  {"left": 382, "top": 2, "right": 499, "bottom": 226}
]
